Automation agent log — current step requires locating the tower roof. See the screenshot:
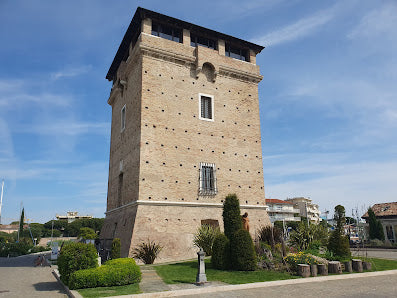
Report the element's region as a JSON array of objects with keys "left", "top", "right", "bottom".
[{"left": 106, "top": 7, "right": 265, "bottom": 81}]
